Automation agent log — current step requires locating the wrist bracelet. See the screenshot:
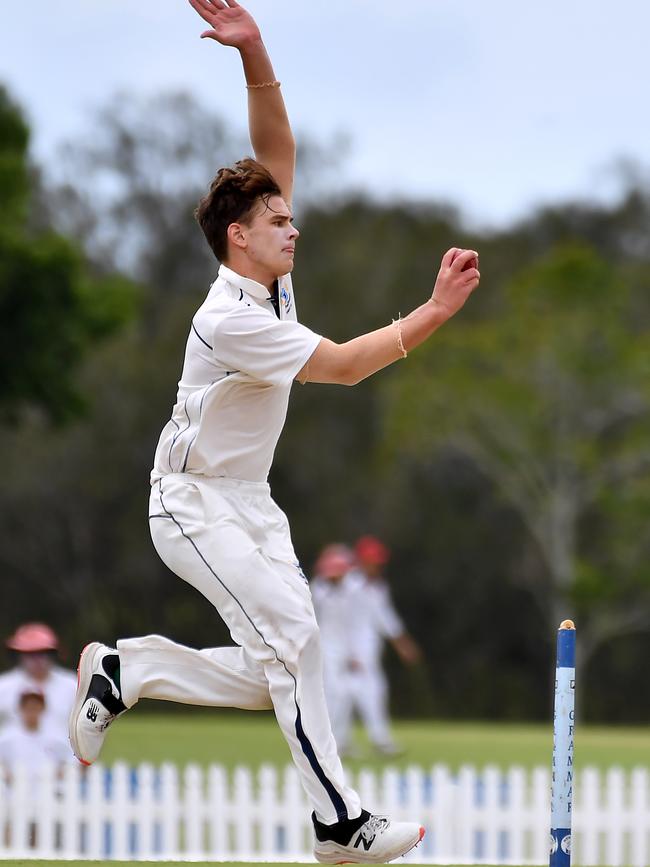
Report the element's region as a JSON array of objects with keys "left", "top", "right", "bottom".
[
  {"left": 392, "top": 315, "right": 408, "bottom": 359},
  {"left": 246, "top": 80, "right": 281, "bottom": 89}
]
